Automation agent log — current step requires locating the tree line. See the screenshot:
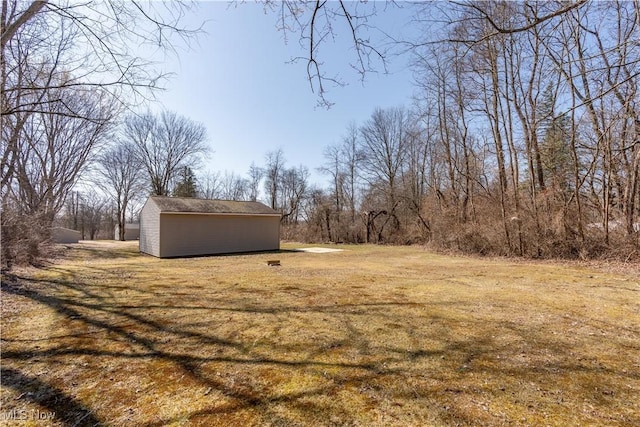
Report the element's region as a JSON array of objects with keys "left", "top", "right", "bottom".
[
  {"left": 1, "top": 0, "right": 200, "bottom": 267},
  {"left": 407, "top": 1, "right": 640, "bottom": 258},
  {"left": 225, "top": 1, "right": 640, "bottom": 259},
  {"left": 2, "top": 1, "right": 638, "bottom": 268}
]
